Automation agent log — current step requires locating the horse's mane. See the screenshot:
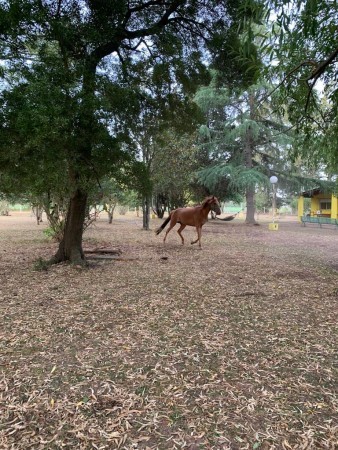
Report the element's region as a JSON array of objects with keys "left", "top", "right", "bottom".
[{"left": 201, "top": 196, "right": 215, "bottom": 207}]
